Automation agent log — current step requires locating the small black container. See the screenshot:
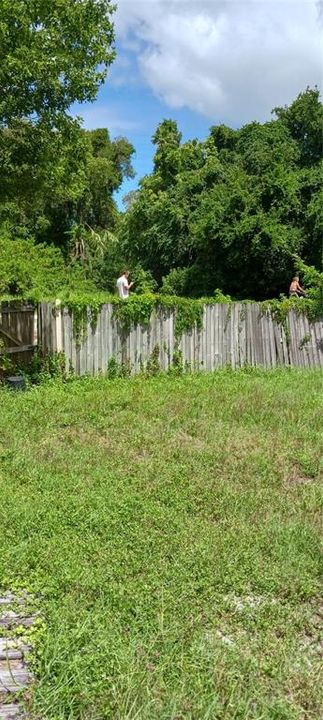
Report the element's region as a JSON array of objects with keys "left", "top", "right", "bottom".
[{"left": 6, "top": 375, "right": 26, "bottom": 391}]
